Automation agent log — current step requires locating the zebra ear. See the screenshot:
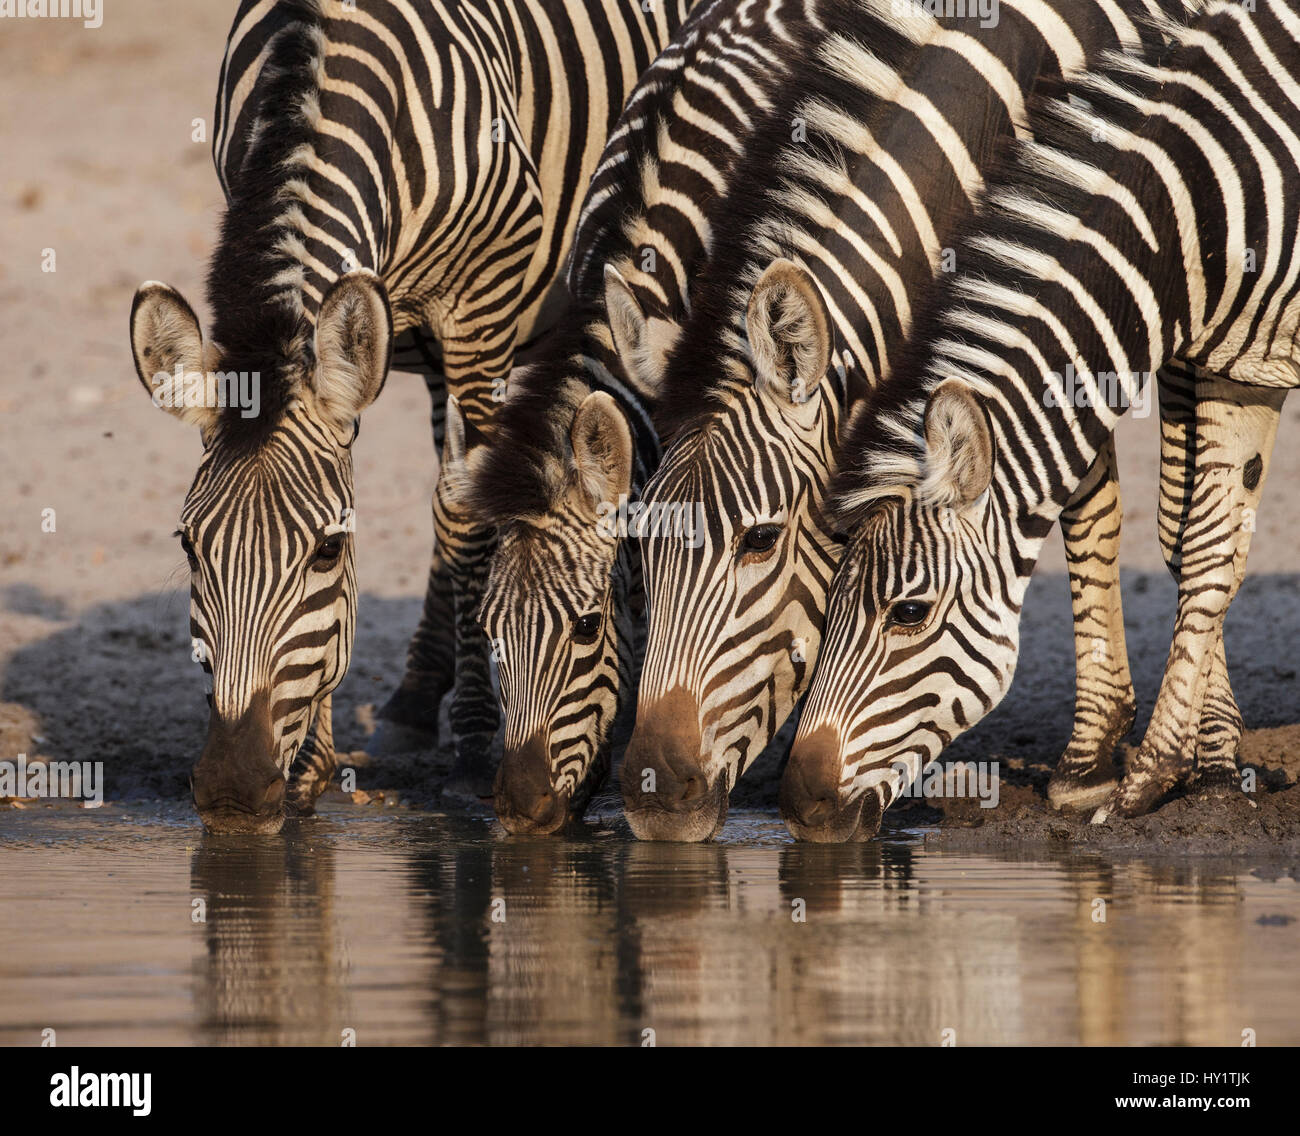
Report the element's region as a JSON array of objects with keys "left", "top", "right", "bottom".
[
  {"left": 570, "top": 390, "right": 633, "bottom": 511},
  {"left": 312, "top": 271, "right": 393, "bottom": 431},
  {"left": 440, "top": 394, "right": 488, "bottom": 503},
  {"left": 130, "top": 282, "right": 218, "bottom": 431},
  {"left": 746, "top": 259, "right": 833, "bottom": 414},
  {"left": 604, "top": 264, "right": 680, "bottom": 392},
  {"left": 922, "top": 380, "right": 994, "bottom": 509}
]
